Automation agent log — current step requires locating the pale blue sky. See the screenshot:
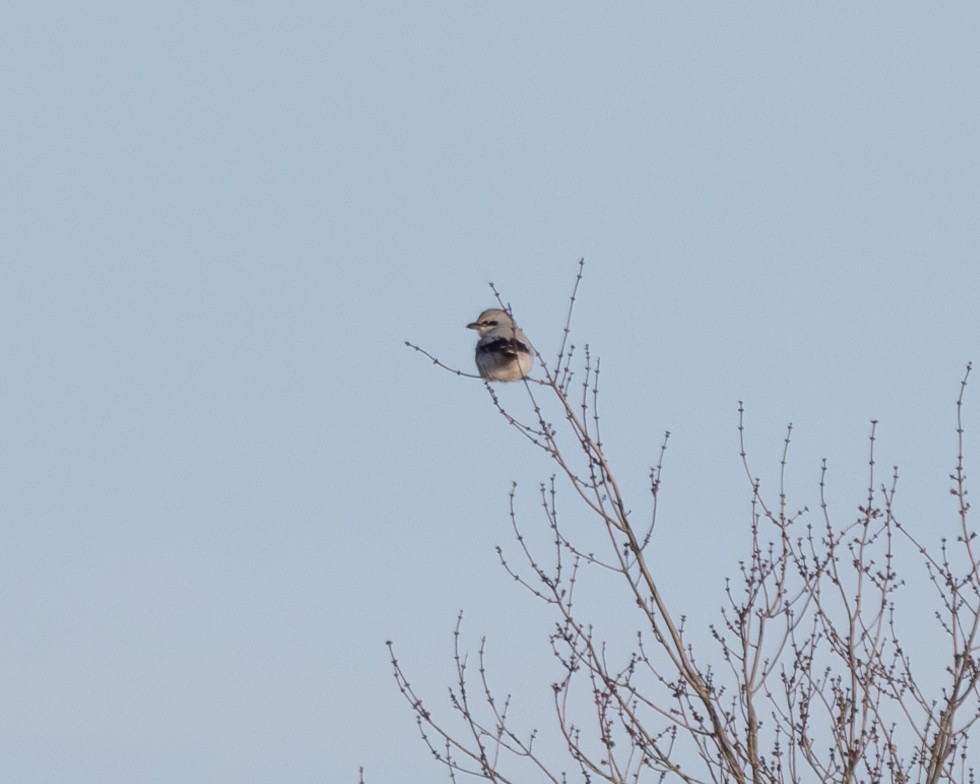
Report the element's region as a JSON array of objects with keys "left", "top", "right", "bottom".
[{"left": 1, "top": 3, "right": 979, "bottom": 782}]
